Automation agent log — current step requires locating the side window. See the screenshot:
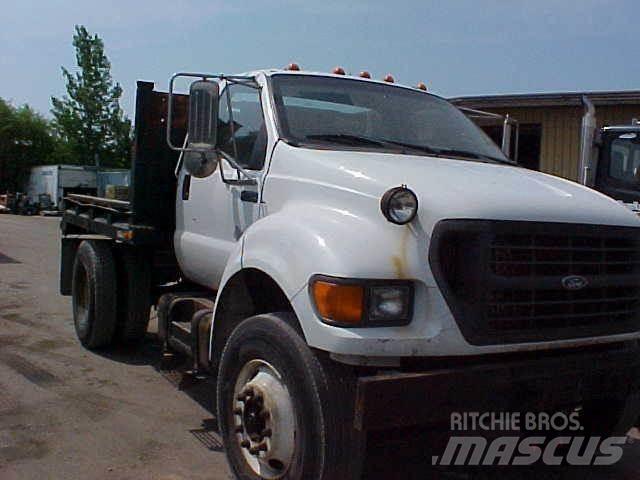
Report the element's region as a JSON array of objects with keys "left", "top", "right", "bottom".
[{"left": 217, "top": 83, "right": 267, "bottom": 170}]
